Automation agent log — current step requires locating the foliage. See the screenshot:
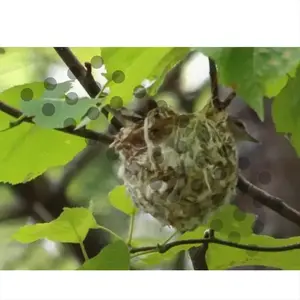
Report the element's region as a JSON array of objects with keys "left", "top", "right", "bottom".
[
  {"left": 11, "top": 201, "right": 300, "bottom": 270},
  {"left": 101, "top": 47, "right": 190, "bottom": 105},
  {"left": 133, "top": 204, "right": 300, "bottom": 270},
  {"left": 197, "top": 47, "right": 300, "bottom": 120},
  {"left": 79, "top": 241, "right": 130, "bottom": 270},
  {"left": 0, "top": 81, "right": 86, "bottom": 184},
  {"left": 13, "top": 207, "right": 98, "bottom": 243},
  {"left": 2, "top": 47, "right": 300, "bottom": 270},
  {"left": 21, "top": 96, "right": 99, "bottom": 129},
  {"left": 108, "top": 185, "right": 137, "bottom": 216},
  {"left": 273, "top": 67, "right": 300, "bottom": 155}
]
